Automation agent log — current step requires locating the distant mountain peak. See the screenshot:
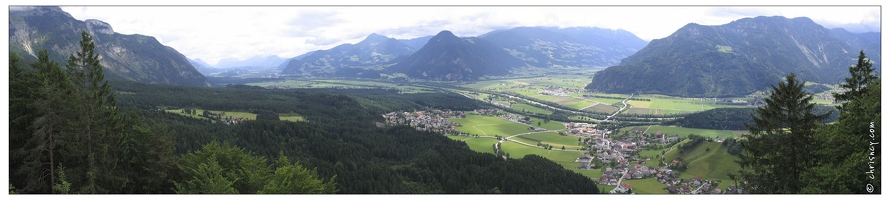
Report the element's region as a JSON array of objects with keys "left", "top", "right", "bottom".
[
  {"left": 10, "top": 6, "right": 71, "bottom": 18},
  {"left": 433, "top": 30, "right": 456, "bottom": 38},
  {"left": 389, "top": 30, "right": 524, "bottom": 80},
  {"left": 366, "top": 33, "right": 388, "bottom": 40},
  {"left": 85, "top": 19, "right": 114, "bottom": 35}
]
